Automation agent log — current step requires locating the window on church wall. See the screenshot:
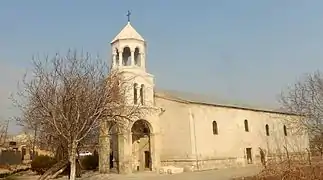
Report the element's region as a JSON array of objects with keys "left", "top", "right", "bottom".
[
  {"left": 283, "top": 125, "right": 288, "bottom": 136},
  {"left": 140, "top": 84, "right": 144, "bottom": 105},
  {"left": 244, "top": 119, "right": 249, "bottom": 132},
  {"left": 122, "top": 47, "right": 131, "bottom": 66},
  {"left": 134, "top": 47, "right": 141, "bottom": 66},
  {"left": 134, "top": 83, "right": 138, "bottom": 104},
  {"left": 265, "top": 124, "right": 269, "bottom": 136},
  {"left": 212, "top": 121, "right": 218, "bottom": 135}
]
